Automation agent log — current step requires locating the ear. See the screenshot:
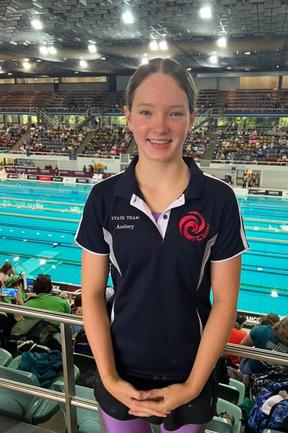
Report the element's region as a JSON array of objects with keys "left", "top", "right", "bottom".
[
  {"left": 123, "top": 106, "right": 133, "bottom": 132},
  {"left": 188, "top": 111, "right": 196, "bottom": 133}
]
